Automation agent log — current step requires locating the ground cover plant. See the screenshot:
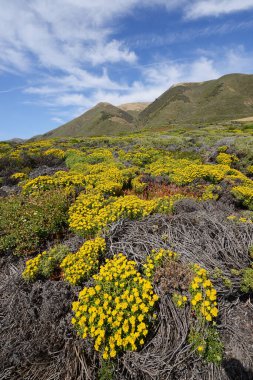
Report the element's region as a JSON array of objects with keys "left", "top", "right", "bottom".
[{"left": 0, "top": 125, "right": 253, "bottom": 380}]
